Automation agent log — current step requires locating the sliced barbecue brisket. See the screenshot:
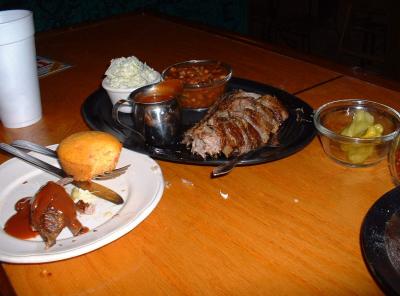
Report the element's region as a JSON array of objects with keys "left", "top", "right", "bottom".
[{"left": 183, "top": 90, "right": 289, "bottom": 158}]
